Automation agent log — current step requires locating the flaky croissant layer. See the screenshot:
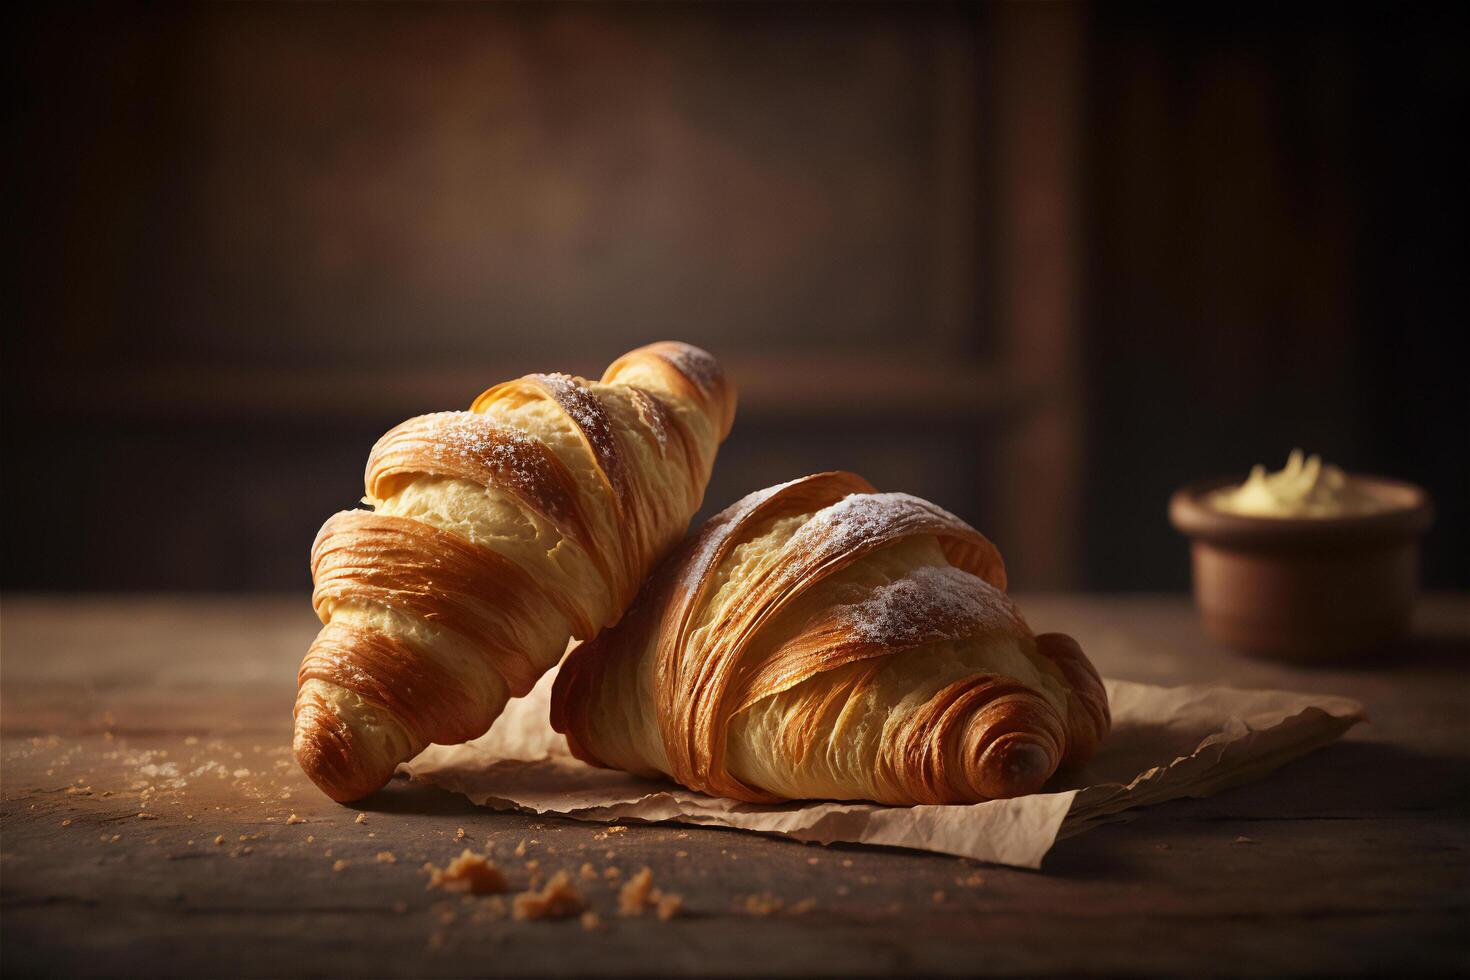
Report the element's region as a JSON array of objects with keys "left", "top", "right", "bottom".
[
  {"left": 551, "top": 472, "right": 1110, "bottom": 806},
  {"left": 294, "top": 342, "right": 735, "bottom": 802}
]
